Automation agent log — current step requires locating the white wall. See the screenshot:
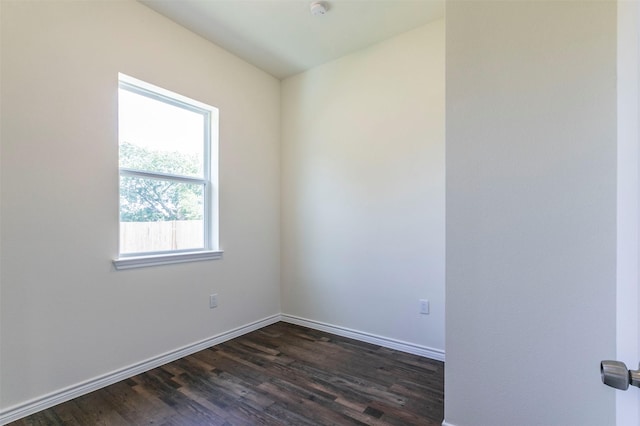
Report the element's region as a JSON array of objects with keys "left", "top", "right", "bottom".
[
  {"left": 281, "top": 21, "right": 445, "bottom": 353},
  {"left": 445, "top": 2, "right": 617, "bottom": 425},
  {"left": 0, "top": 0, "right": 280, "bottom": 411}
]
